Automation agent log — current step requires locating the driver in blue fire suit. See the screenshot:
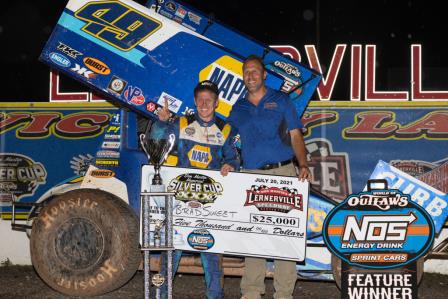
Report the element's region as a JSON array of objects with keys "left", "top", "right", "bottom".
[{"left": 158, "top": 80, "right": 240, "bottom": 299}]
